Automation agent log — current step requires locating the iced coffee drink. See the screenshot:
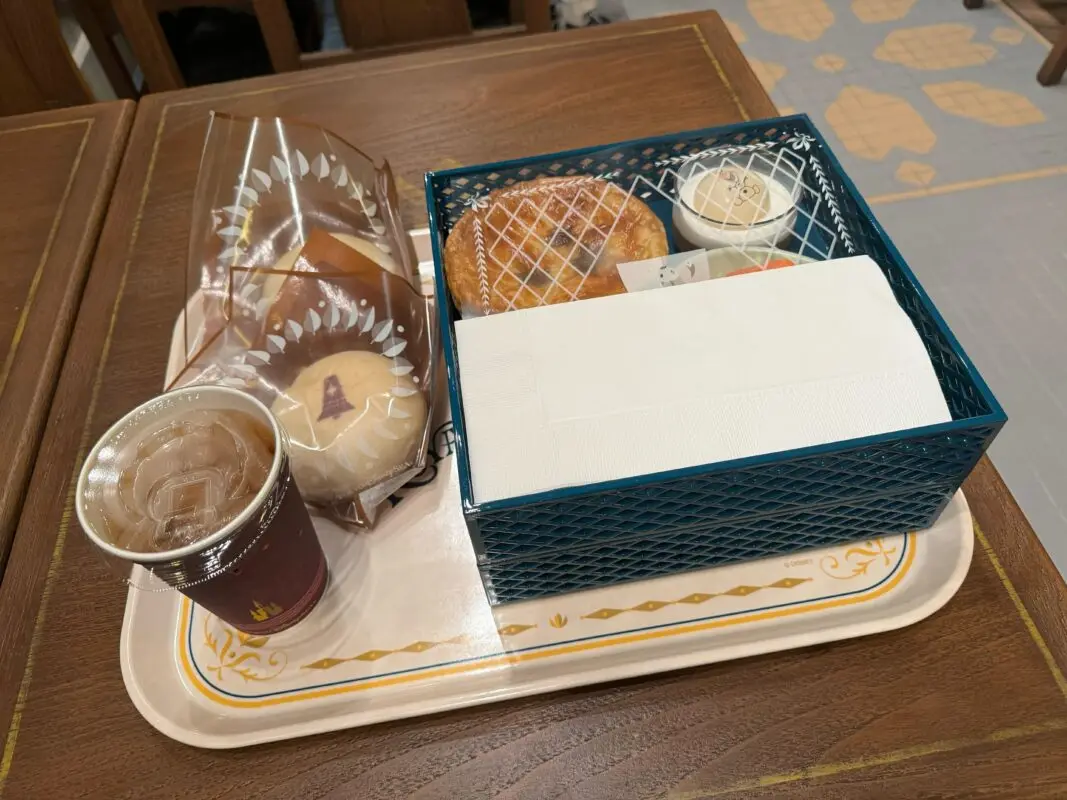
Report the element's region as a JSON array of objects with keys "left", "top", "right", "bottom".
[
  {"left": 84, "top": 407, "right": 274, "bottom": 553},
  {"left": 77, "top": 386, "right": 328, "bottom": 634}
]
